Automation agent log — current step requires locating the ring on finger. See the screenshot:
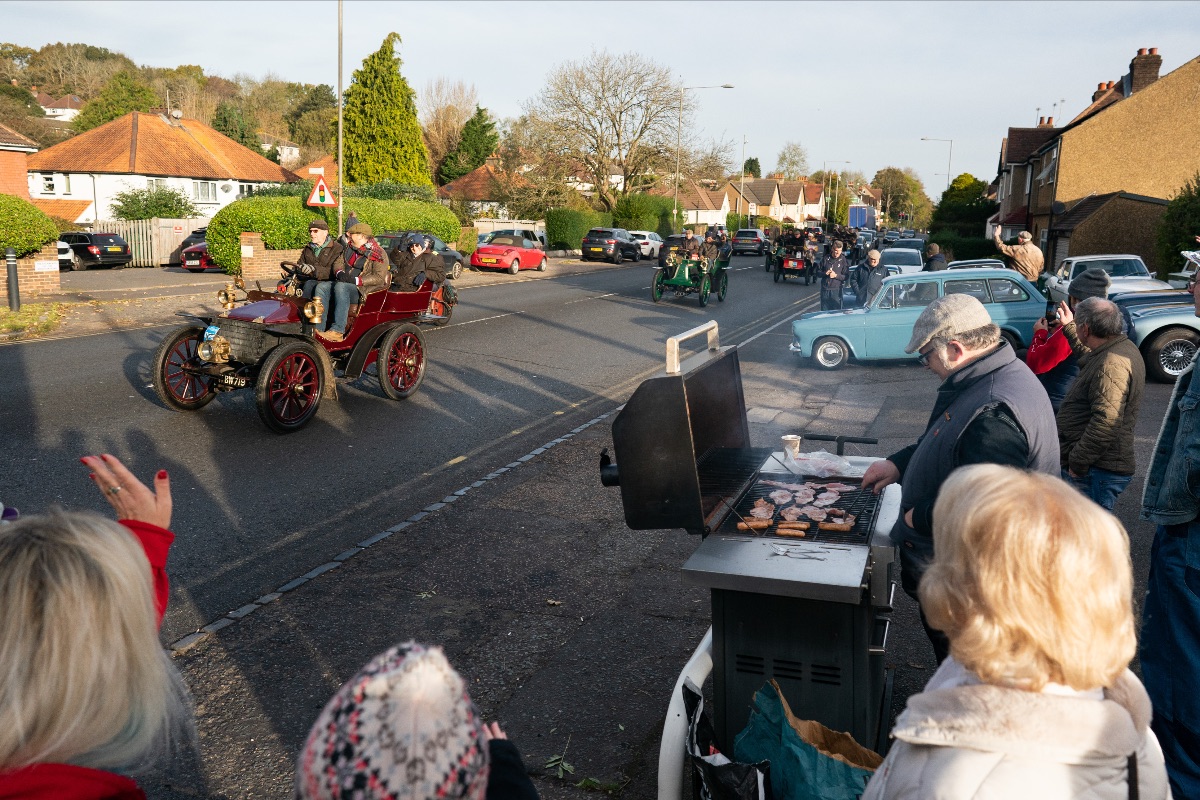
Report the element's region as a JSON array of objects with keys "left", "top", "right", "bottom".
[{"left": 107, "top": 485, "right": 122, "bottom": 495}]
